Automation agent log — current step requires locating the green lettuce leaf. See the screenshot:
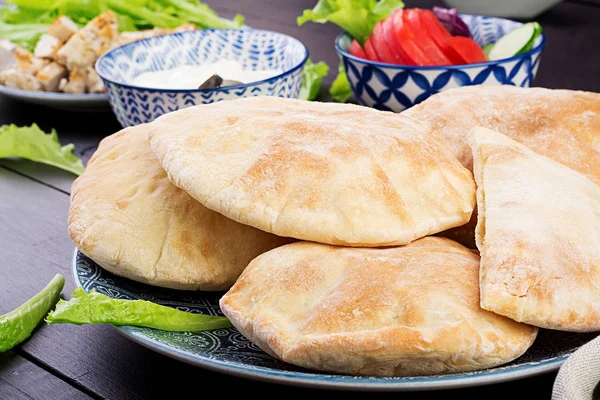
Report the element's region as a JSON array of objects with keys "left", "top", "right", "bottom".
[
  {"left": 3, "top": 0, "right": 244, "bottom": 32},
  {"left": 0, "top": 11, "right": 49, "bottom": 51},
  {"left": 0, "top": 274, "right": 65, "bottom": 352},
  {"left": 0, "top": 124, "right": 84, "bottom": 175},
  {"left": 297, "top": 0, "right": 404, "bottom": 45},
  {"left": 329, "top": 60, "right": 352, "bottom": 102},
  {"left": 47, "top": 288, "right": 233, "bottom": 332},
  {"left": 160, "top": 0, "right": 244, "bottom": 29},
  {"left": 298, "top": 58, "right": 330, "bottom": 101}
]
